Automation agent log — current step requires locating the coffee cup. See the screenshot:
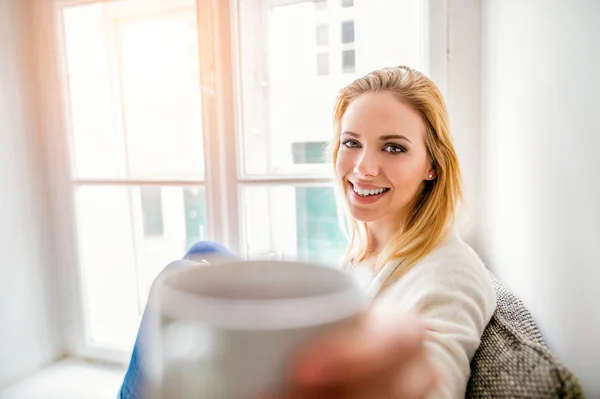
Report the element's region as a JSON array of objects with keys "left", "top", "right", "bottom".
[{"left": 140, "top": 259, "right": 367, "bottom": 398}]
